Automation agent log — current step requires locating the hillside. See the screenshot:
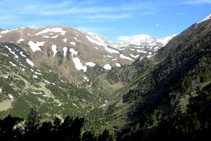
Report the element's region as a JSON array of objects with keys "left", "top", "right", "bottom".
[
  {"left": 0, "top": 15, "right": 210, "bottom": 140},
  {"left": 115, "top": 15, "right": 211, "bottom": 140},
  {"left": 0, "top": 25, "right": 175, "bottom": 119},
  {"left": 0, "top": 25, "right": 175, "bottom": 84}
]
